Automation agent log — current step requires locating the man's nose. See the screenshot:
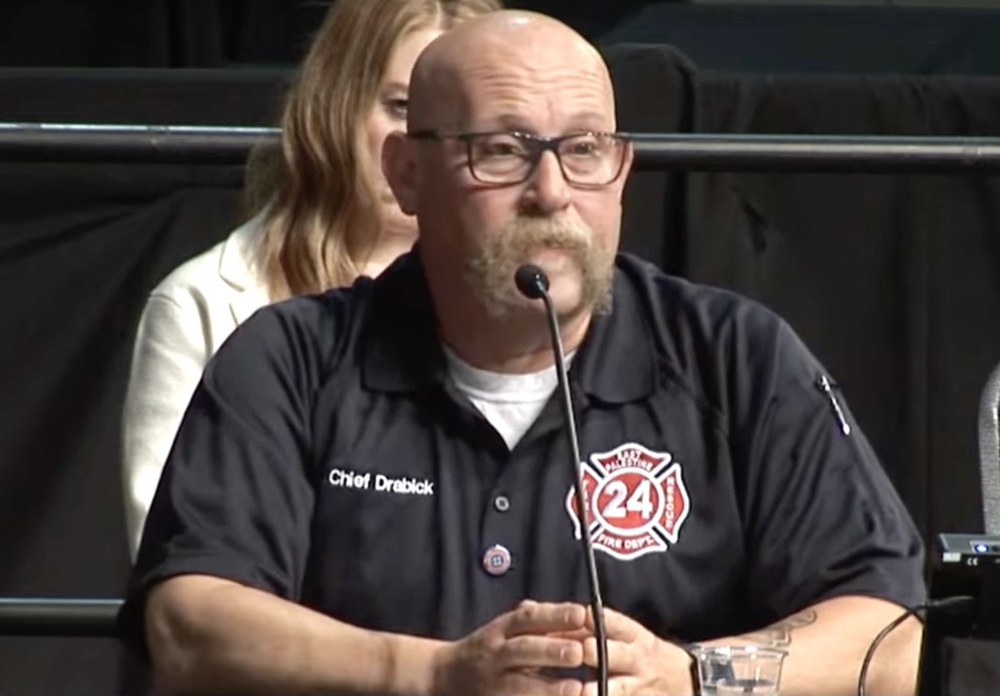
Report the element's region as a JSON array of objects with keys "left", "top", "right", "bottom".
[{"left": 520, "top": 150, "right": 571, "bottom": 215}]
